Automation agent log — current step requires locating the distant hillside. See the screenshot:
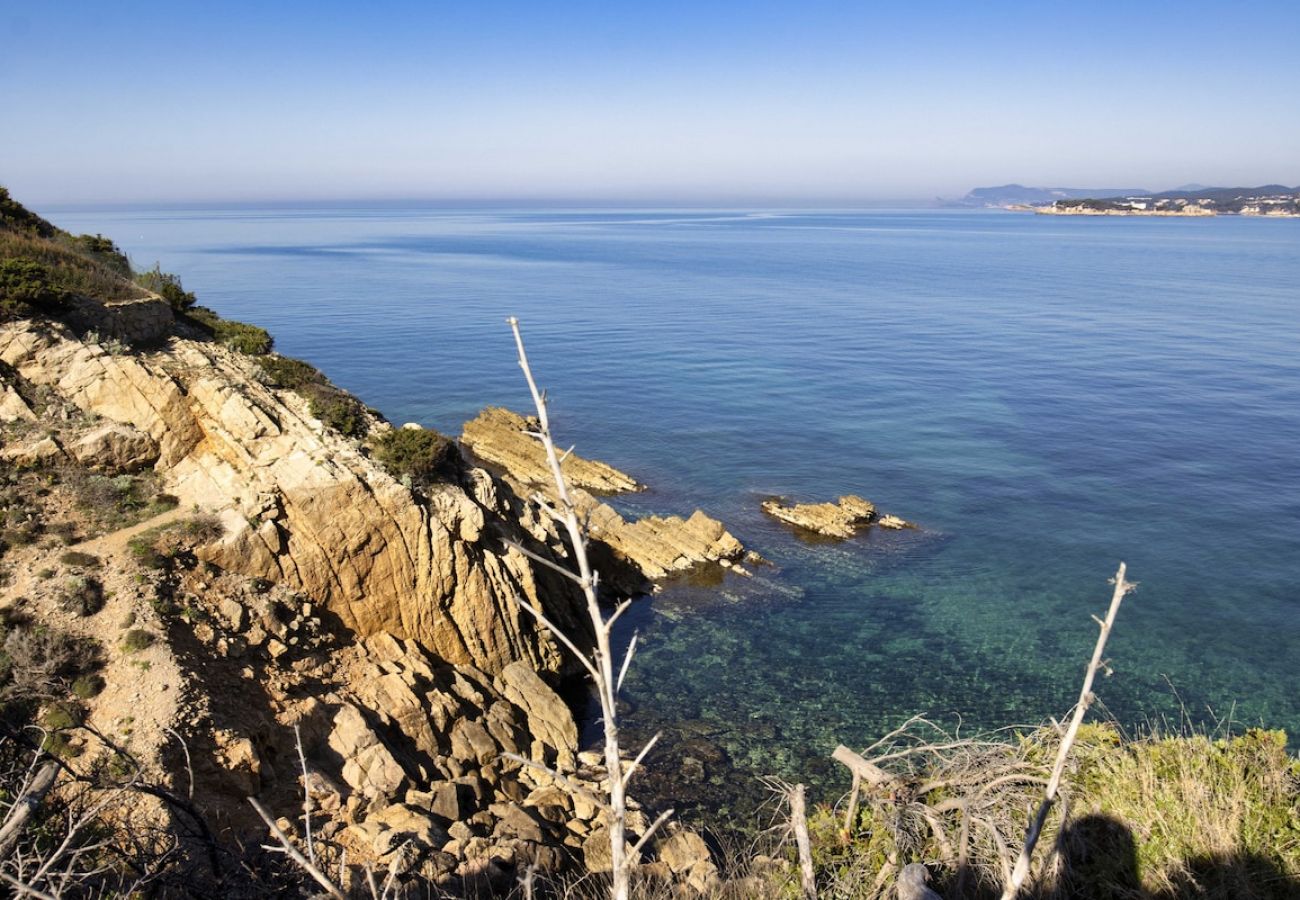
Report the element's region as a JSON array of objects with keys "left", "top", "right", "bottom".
[
  {"left": 944, "top": 184, "right": 1149, "bottom": 208},
  {"left": 1144, "top": 184, "right": 1299, "bottom": 203}
]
